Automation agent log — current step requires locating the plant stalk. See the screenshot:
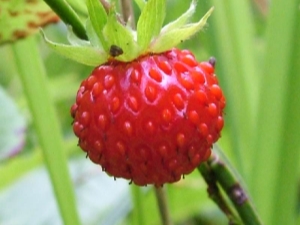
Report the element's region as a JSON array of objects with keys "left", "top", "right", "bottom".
[
  {"left": 198, "top": 163, "right": 241, "bottom": 224},
  {"left": 154, "top": 186, "right": 173, "bottom": 225},
  {"left": 201, "top": 147, "right": 263, "bottom": 225},
  {"left": 44, "top": 0, "right": 87, "bottom": 40},
  {"left": 130, "top": 185, "right": 145, "bottom": 225},
  {"left": 12, "top": 36, "right": 81, "bottom": 225},
  {"left": 119, "top": 0, "right": 136, "bottom": 28}
]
